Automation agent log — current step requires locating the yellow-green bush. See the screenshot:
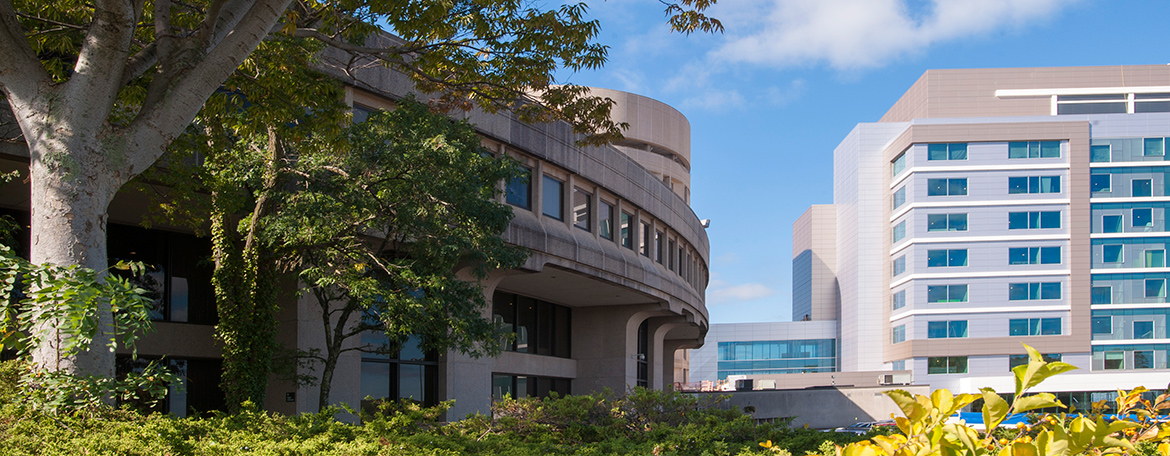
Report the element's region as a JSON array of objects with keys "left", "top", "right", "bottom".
[{"left": 782, "top": 345, "right": 1170, "bottom": 456}]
